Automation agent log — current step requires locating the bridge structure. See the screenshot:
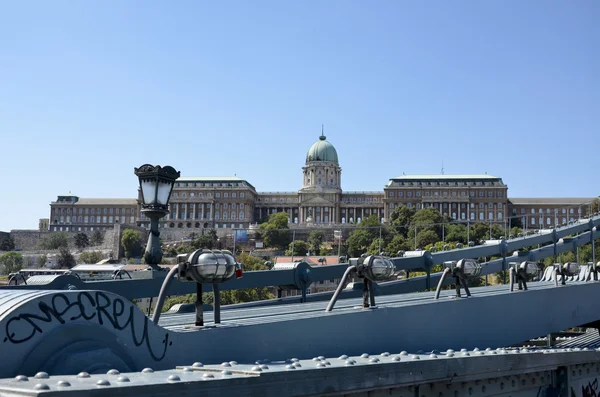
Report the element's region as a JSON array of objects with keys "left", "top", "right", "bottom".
[{"left": 0, "top": 215, "right": 599, "bottom": 396}]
